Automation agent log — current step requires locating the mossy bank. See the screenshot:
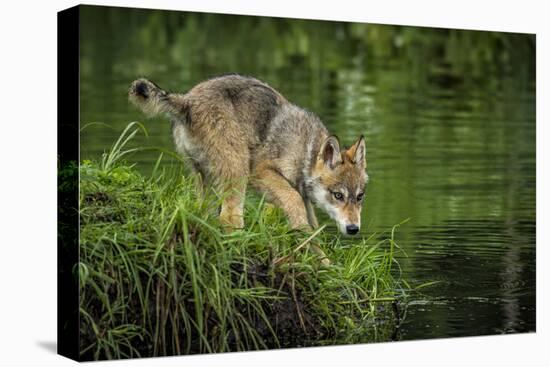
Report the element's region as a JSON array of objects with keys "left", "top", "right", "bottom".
[{"left": 75, "top": 125, "right": 407, "bottom": 360}]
